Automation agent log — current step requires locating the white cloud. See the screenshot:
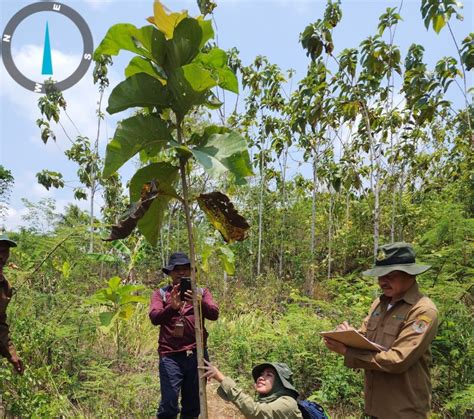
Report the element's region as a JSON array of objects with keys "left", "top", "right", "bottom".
[
  {"left": 3, "top": 206, "right": 27, "bottom": 231},
  {"left": 32, "top": 182, "right": 55, "bottom": 199},
  {"left": 4, "top": 186, "right": 103, "bottom": 231},
  {"left": 12, "top": 171, "right": 55, "bottom": 200},
  {"left": 0, "top": 43, "right": 122, "bottom": 147},
  {"left": 0, "top": 41, "right": 123, "bottom": 232},
  {"left": 82, "top": 0, "right": 116, "bottom": 10}
]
